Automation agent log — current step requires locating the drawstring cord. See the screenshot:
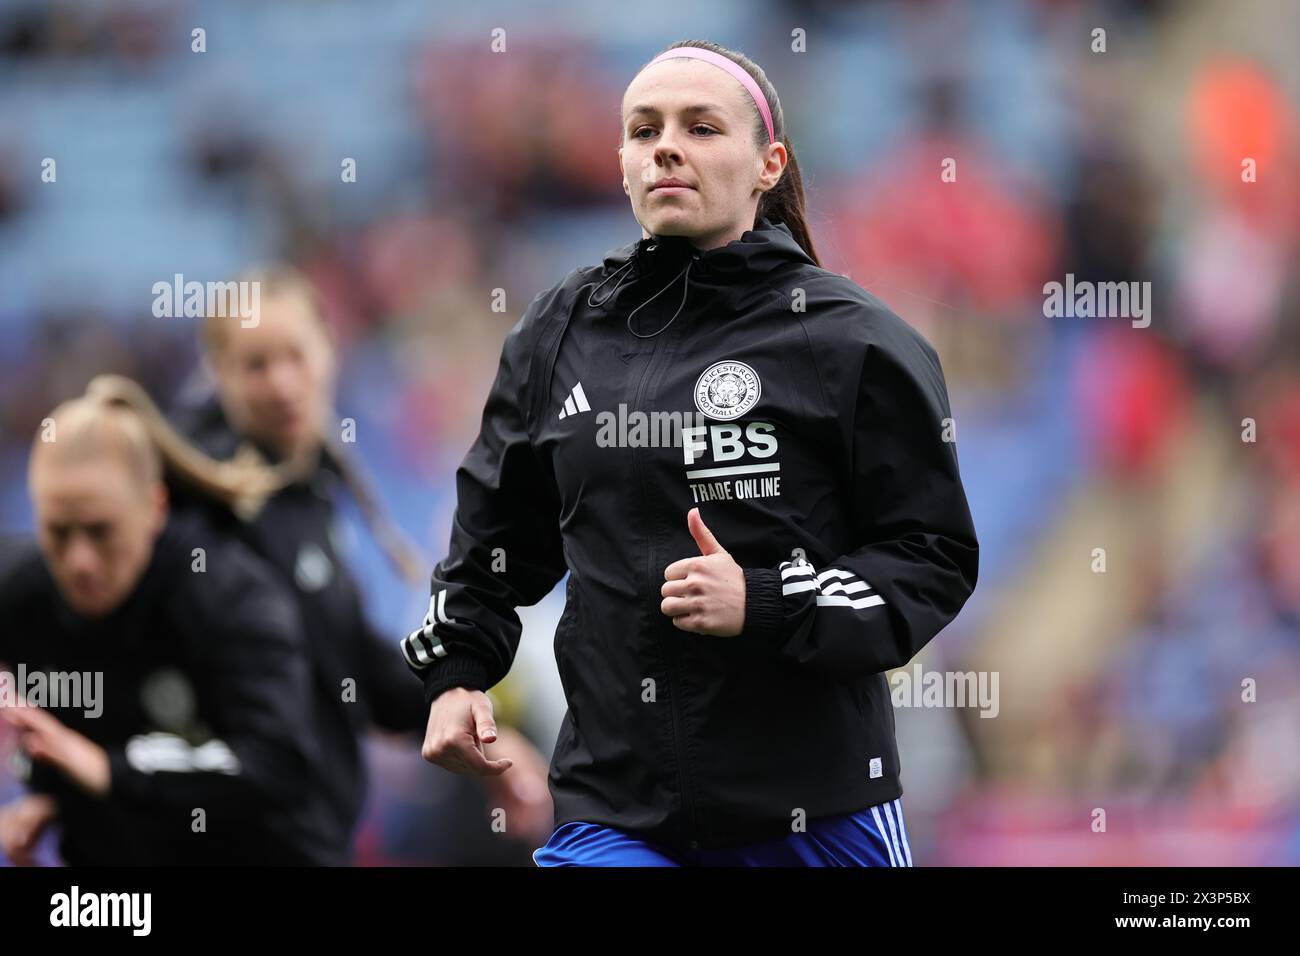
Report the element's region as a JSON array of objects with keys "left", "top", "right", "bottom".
[
  {"left": 586, "top": 259, "right": 635, "bottom": 308},
  {"left": 587, "top": 241, "right": 698, "bottom": 339},
  {"left": 626, "top": 258, "right": 693, "bottom": 339}
]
